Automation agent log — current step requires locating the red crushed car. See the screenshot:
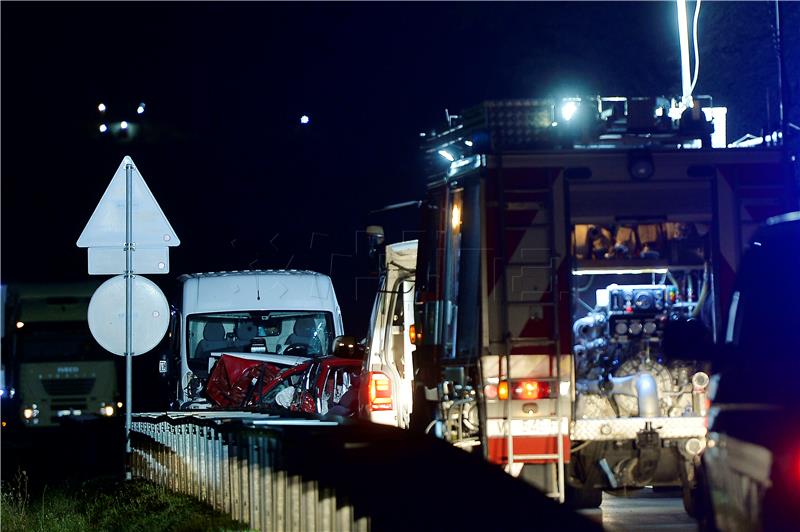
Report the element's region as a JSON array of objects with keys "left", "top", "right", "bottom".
[{"left": 206, "top": 337, "right": 364, "bottom": 416}]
